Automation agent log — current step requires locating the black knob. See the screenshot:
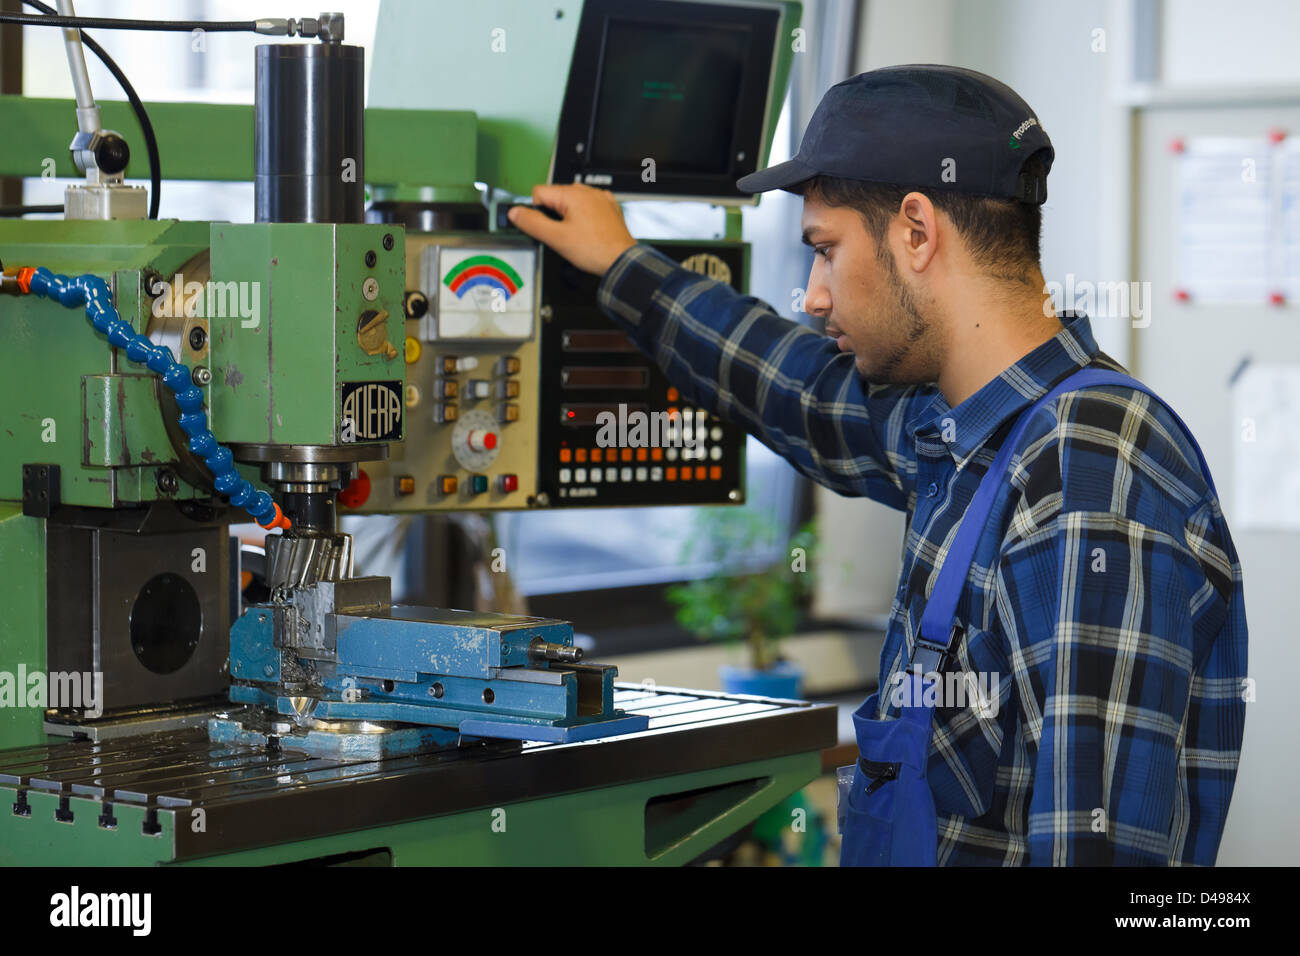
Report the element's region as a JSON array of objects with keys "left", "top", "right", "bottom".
[
  {"left": 403, "top": 290, "right": 428, "bottom": 319},
  {"left": 95, "top": 132, "right": 130, "bottom": 175}
]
